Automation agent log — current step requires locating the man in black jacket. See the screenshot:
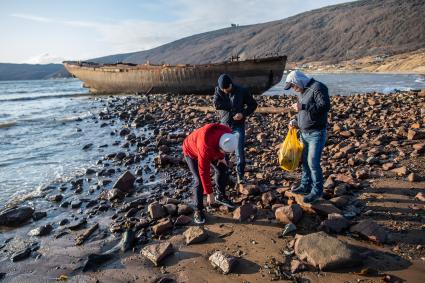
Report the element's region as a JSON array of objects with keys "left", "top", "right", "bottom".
[
  {"left": 286, "top": 70, "right": 331, "bottom": 203},
  {"left": 213, "top": 74, "right": 258, "bottom": 184}
]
